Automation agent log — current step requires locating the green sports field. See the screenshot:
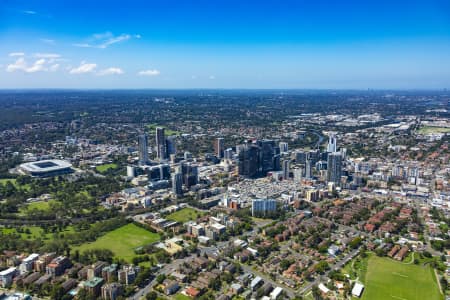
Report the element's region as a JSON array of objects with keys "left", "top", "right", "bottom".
[
  {"left": 74, "top": 223, "right": 160, "bottom": 262},
  {"left": 95, "top": 163, "right": 118, "bottom": 173},
  {"left": 361, "top": 256, "right": 442, "bottom": 300},
  {"left": 418, "top": 126, "right": 450, "bottom": 134},
  {"left": 166, "top": 207, "right": 205, "bottom": 223}
]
